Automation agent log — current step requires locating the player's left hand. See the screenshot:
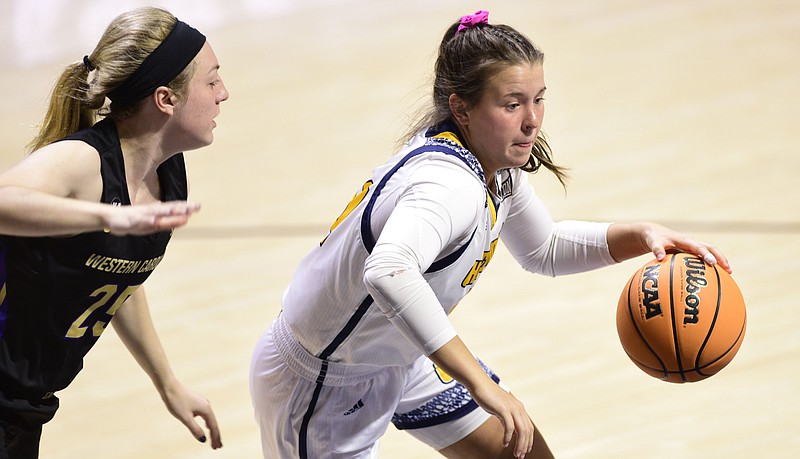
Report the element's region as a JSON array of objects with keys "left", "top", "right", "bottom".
[{"left": 161, "top": 380, "right": 223, "bottom": 449}]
